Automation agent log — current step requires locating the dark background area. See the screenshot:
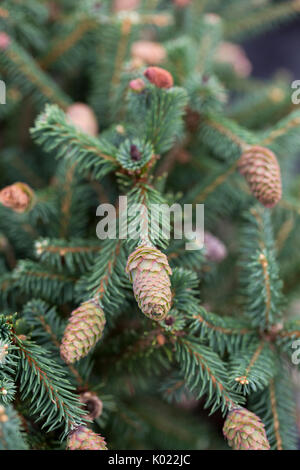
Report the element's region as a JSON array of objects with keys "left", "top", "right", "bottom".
[{"left": 243, "top": 18, "right": 300, "bottom": 79}]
